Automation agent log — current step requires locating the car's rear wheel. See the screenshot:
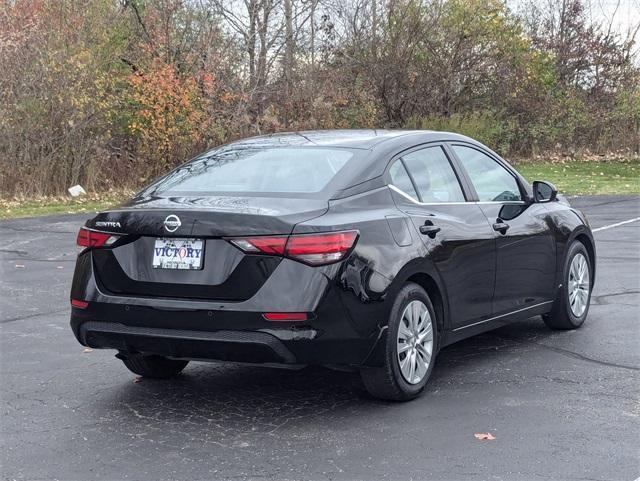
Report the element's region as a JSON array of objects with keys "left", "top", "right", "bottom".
[
  {"left": 120, "top": 353, "right": 189, "bottom": 378},
  {"left": 543, "top": 240, "right": 592, "bottom": 330},
  {"left": 360, "top": 282, "right": 438, "bottom": 401}
]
